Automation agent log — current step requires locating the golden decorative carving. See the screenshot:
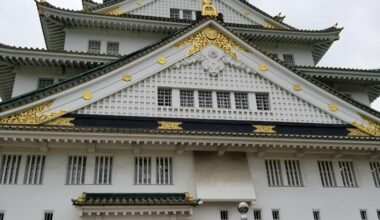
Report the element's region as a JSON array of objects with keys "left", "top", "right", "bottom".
[
  {"left": 293, "top": 84, "right": 302, "bottom": 91},
  {"left": 201, "top": 0, "right": 218, "bottom": 17},
  {"left": 253, "top": 125, "right": 276, "bottom": 133},
  {"left": 347, "top": 128, "right": 369, "bottom": 137},
  {"left": 175, "top": 27, "right": 247, "bottom": 60},
  {"left": 352, "top": 115, "right": 380, "bottom": 137},
  {"left": 157, "top": 56, "right": 167, "bottom": 65},
  {"left": 77, "top": 193, "right": 87, "bottom": 204},
  {"left": 185, "top": 193, "right": 193, "bottom": 202},
  {"left": 328, "top": 103, "right": 337, "bottom": 112},
  {"left": 82, "top": 90, "right": 93, "bottom": 100},
  {"left": 158, "top": 121, "right": 183, "bottom": 130},
  {"left": 0, "top": 101, "right": 66, "bottom": 125},
  {"left": 262, "top": 22, "right": 277, "bottom": 29},
  {"left": 103, "top": 7, "right": 124, "bottom": 16},
  {"left": 122, "top": 74, "right": 132, "bottom": 81},
  {"left": 258, "top": 63, "right": 268, "bottom": 72},
  {"left": 45, "top": 117, "right": 75, "bottom": 126}
]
